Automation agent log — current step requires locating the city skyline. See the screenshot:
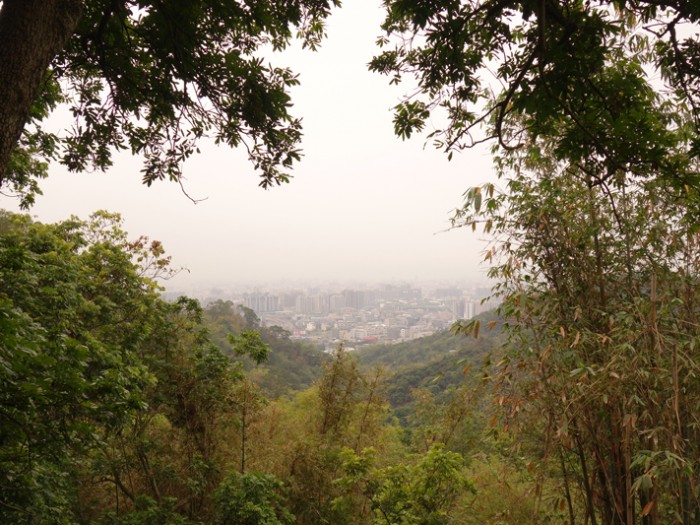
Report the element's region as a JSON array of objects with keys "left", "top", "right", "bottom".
[{"left": 179, "top": 281, "right": 497, "bottom": 350}]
